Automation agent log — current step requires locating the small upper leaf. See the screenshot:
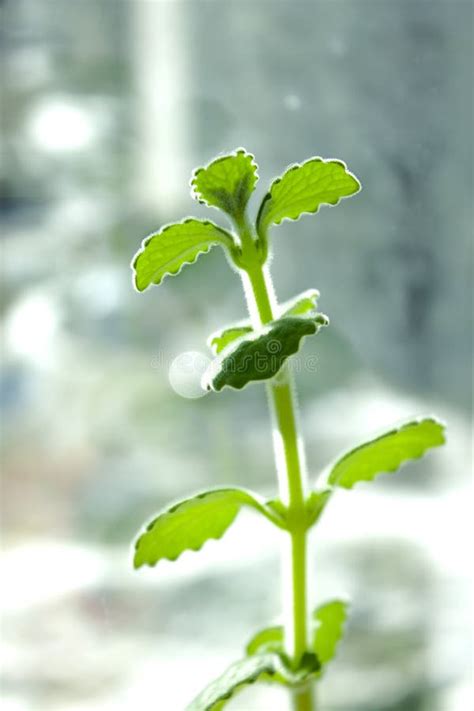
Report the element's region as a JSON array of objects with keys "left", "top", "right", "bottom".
[
  {"left": 209, "top": 325, "right": 253, "bottom": 355},
  {"left": 245, "top": 629, "right": 321, "bottom": 686},
  {"left": 327, "top": 417, "right": 446, "bottom": 489},
  {"left": 134, "top": 488, "right": 284, "bottom": 568},
  {"left": 246, "top": 626, "right": 284, "bottom": 657},
  {"left": 132, "top": 219, "right": 235, "bottom": 292},
  {"left": 191, "top": 149, "right": 258, "bottom": 222},
  {"left": 203, "top": 315, "right": 328, "bottom": 392},
  {"left": 312, "top": 600, "right": 348, "bottom": 665},
  {"left": 207, "top": 288, "right": 321, "bottom": 356},
  {"left": 280, "top": 288, "right": 320, "bottom": 318},
  {"left": 256, "top": 157, "right": 360, "bottom": 240},
  {"left": 186, "top": 654, "right": 280, "bottom": 711},
  {"left": 305, "top": 489, "right": 332, "bottom": 527}
]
